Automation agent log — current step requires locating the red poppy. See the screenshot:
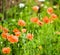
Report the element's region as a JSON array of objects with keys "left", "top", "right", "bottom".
[
  {"left": 2, "top": 47, "right": 11, "bottom": 54},
  {"left": 2, "top": 28, "right": 9, "bottom": 33},
  {"left": 30, "top": 17, "right": 39, "bottom": 23},
  {"left": 13, "top": 28, "right": 20, "bottom": 33},
  {"left": 15, "top": 32, "right": 21, "bottom": 37},
  {"left": 43, "top": 16, "right": 50, "bottom": 23},
  {"left": 47, "top": 7, "right": 53, "bottom": 14},
  {"left": 37, "top": 20, "right": 43, "bottom": 26},
  {"left": 22, "top": 29, "right": 27, "bottom": 33},
  {"left": 1, "top": 32, "right": 9, "bottom": 39},
  {"left": 18, "top": 19, "right": 26, "bottom": 26},
  {"left": 13, "top": 28, "right": 21, "bottom": 37},
  {"left": 32, "top": 6, "right": 39, "bottom": 12},
  {"left": 26, "top": 33, "right": 33, "bottom": 40},
  {"left": 51, "top": 13, "right": 57, "bottom": 20},
  {"left": 7, "top": 34, "right": 18, "bottom": 43}
]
